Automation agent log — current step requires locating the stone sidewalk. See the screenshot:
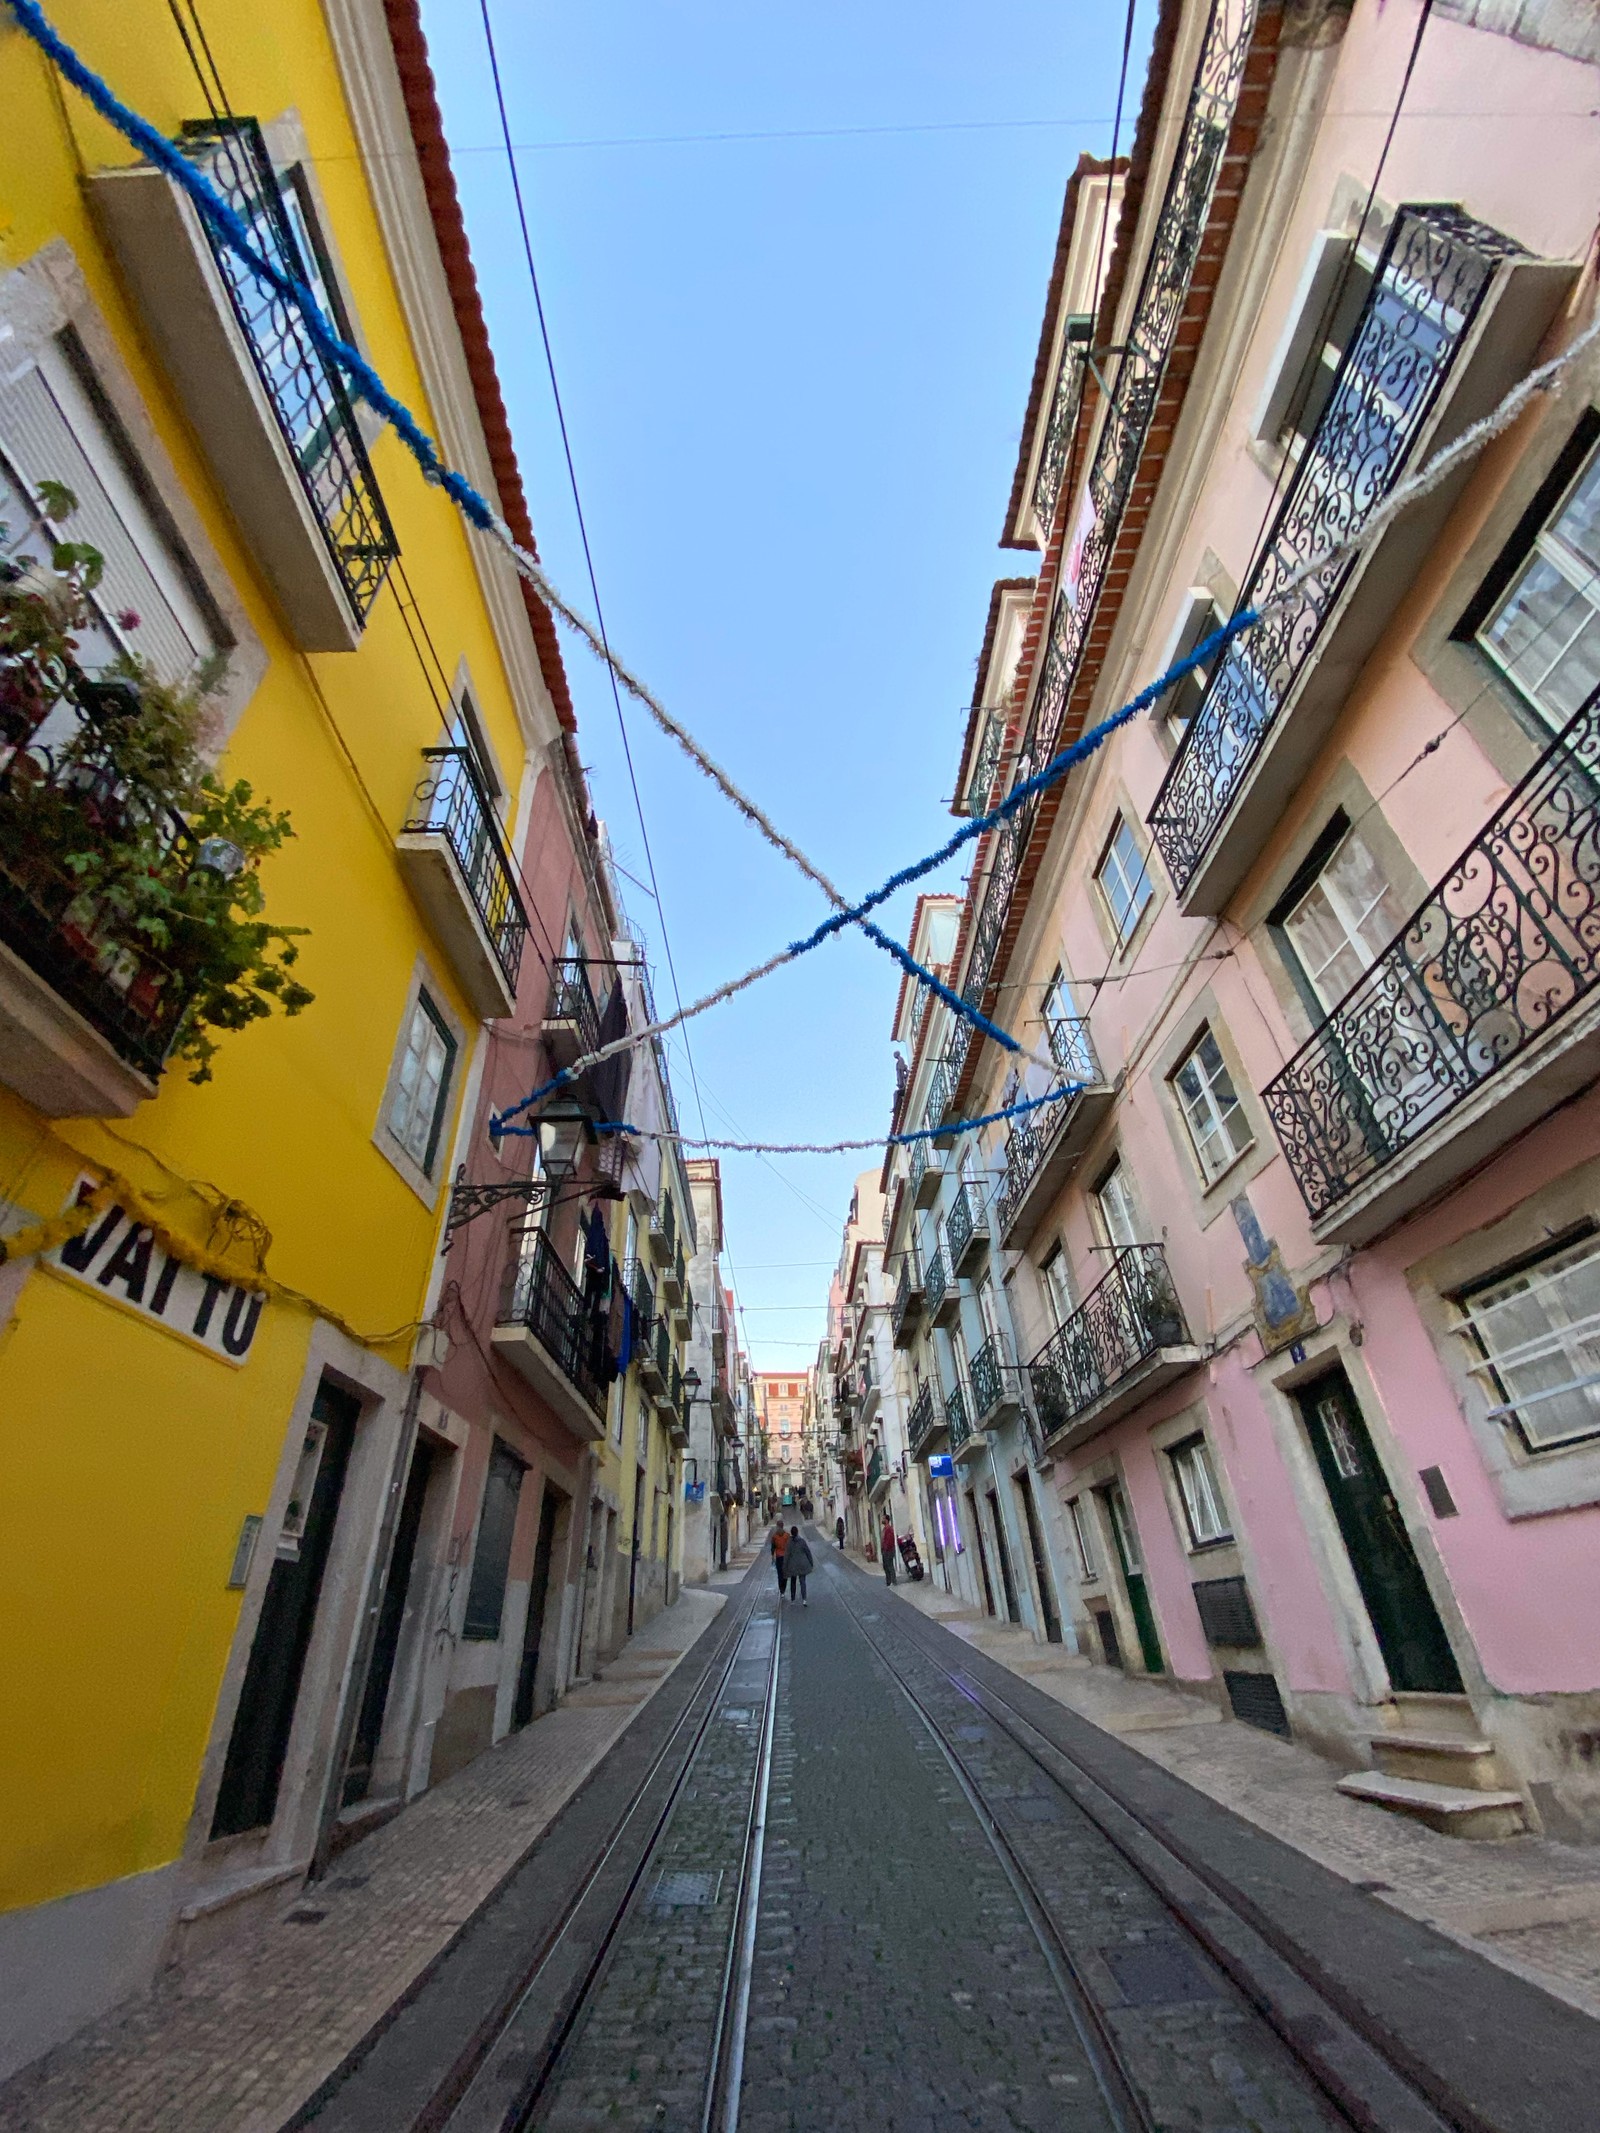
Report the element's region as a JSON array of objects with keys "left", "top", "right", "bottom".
[
  {"left": 875, "top": 1559, "right": 1600, "bottom": 2021},
  {"left": 0, "top": 1582, "right": 731, "bottom": 2133}
]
